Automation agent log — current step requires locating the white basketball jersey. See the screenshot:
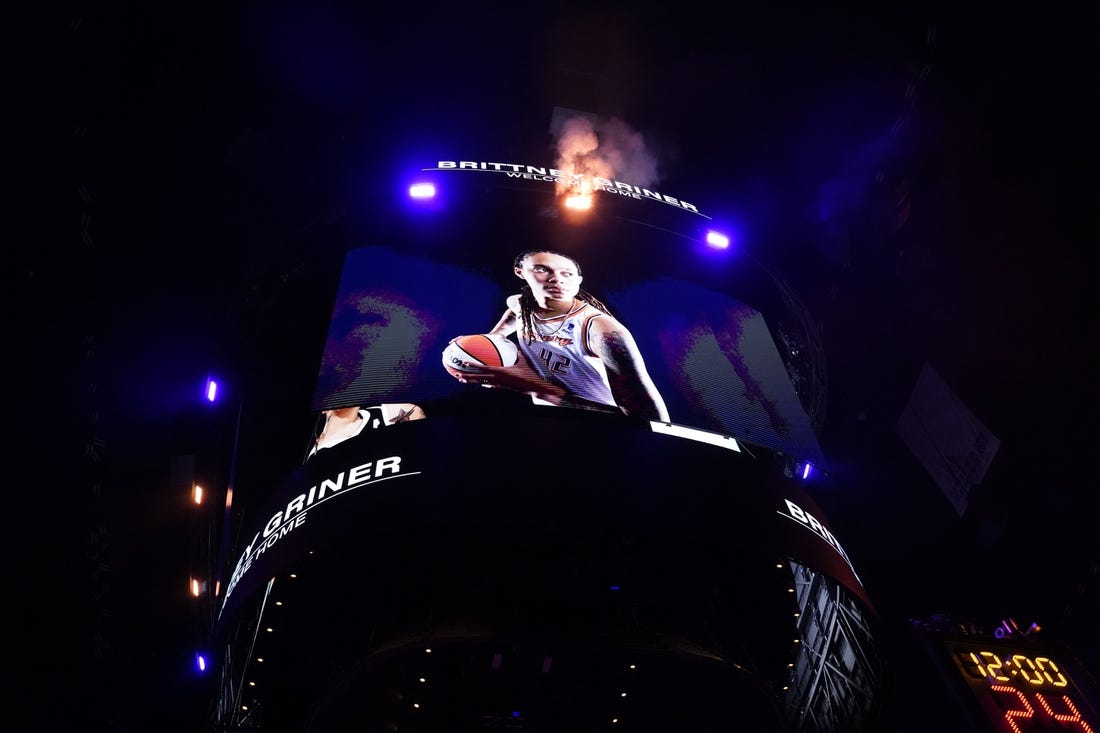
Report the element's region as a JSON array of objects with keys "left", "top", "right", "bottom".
[{"left": 517, "top": 303, "right": 617, "bottom": 409}]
